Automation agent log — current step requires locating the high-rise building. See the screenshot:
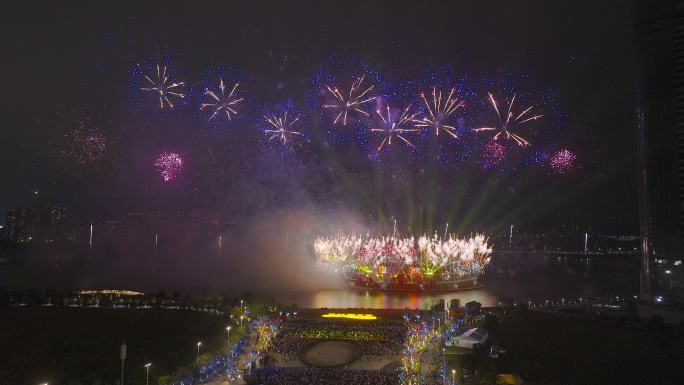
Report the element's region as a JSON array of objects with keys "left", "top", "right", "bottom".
[
  {"left": 5, "top": 207, "right": 39, "bottom": 242},
  {"left": 635, "top": 0, "right": 684, "bottom": 304}
]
